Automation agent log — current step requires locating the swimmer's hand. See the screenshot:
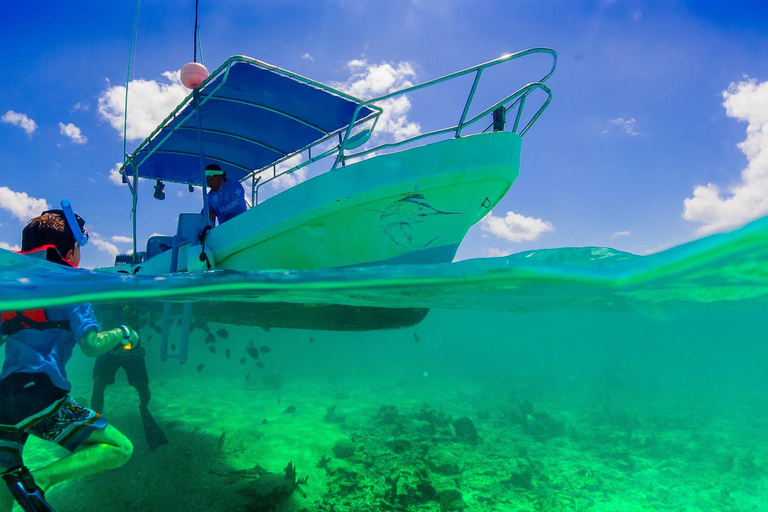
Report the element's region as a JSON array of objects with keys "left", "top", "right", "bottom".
[
  {"left": 118, "top": 325, "right": 140, "bottom": 350},
  {"left": 79, "top": 326, "right": 139, "bottom": 357}
]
